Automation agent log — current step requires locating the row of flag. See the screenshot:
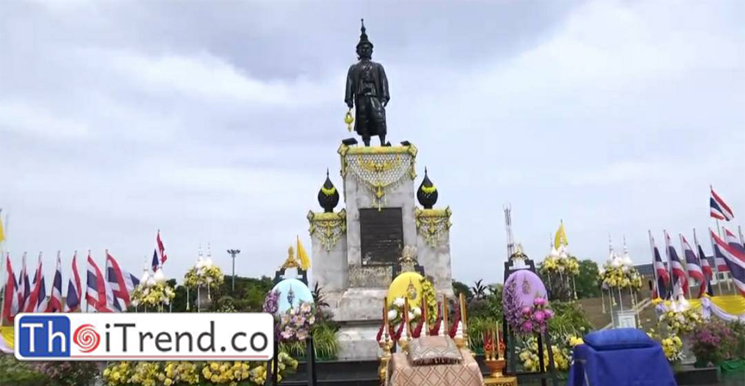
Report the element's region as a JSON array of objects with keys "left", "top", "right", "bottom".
[
  {"left": 2, "top": 232, "right": 168, "bottom": 324},
  {"left": 650, "top": 187, "right": 745, "bottom": 299}
]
